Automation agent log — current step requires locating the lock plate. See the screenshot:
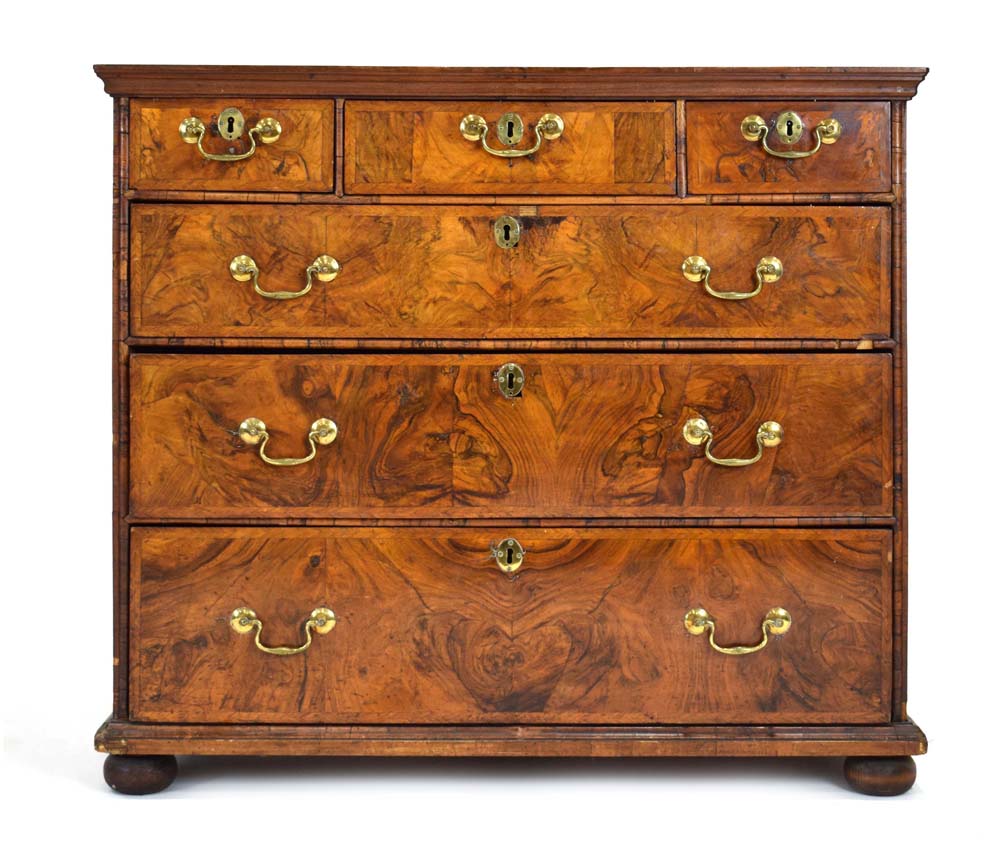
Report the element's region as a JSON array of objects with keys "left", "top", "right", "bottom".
[
  {"left": 495, "top": 363, "right": 525, "bottom": 399},
  {"left": 493, "top": 215, "right": 521, "bottom": 249},
  {"left": 217, "top": 107, "right": 246, "bottom": 141},
  {"left": 493, "top": 538, "right": 525, "bottom": 574},
  {"left": 496, "top": 112, "right": 524, "bottom": 146},
  {"left": 774, "top": 110, "right": 804, "bottom": 145}
]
